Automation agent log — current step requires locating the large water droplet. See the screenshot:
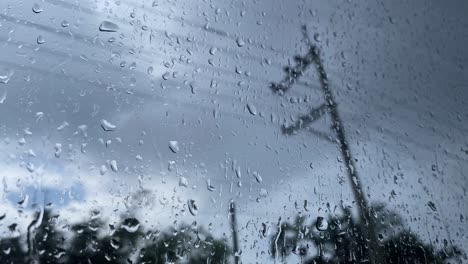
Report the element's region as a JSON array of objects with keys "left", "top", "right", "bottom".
[
  {"left": 54, "top": 143, "right": 62, "bottom": 158},
  {"left": 110, "top": 238, "right": 120, "bottom": 249},
  {"left": 316, "top": 217, "right": 328, "bottom": 231},
  {"left": 101, "top": 119, "right": 116, "bottom": 131},
  {"left": 179, "top": 177, "right": 188, "bottom": 187},
  {"left": 247, "top": 103, "right": 257, "bottom": 116},
  {"left": 100, "top": 165, "right": 107, "bottom": 175},
  {"left": 206, "top": 179, "right": 216, "bottom": 192},
  {"left": 32, "top": 3, "right": 43, "bottom": 13},
  {"left": 253, "top": 171, "right": 262, "bottom": 183},
  {"left": 169, "top": 141, "right": 179, "bottom": 153},
  {"left": 122, "top": 218, "right": 140, "bottom": 233},
  {"left": 99, "top": 21, "right": 119, "bottom": 32},
  {"left": 236, "top": 37, "right": 245, "bottom": 47},
  {"left": 187, "top": 199, "right": 198, "bottom": 216},
  {"left": 110, "top": 160, "right": 118, "bottom": 172},
  {"left": 37, "top": 35, "right": 45, "bottom": 44}
]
